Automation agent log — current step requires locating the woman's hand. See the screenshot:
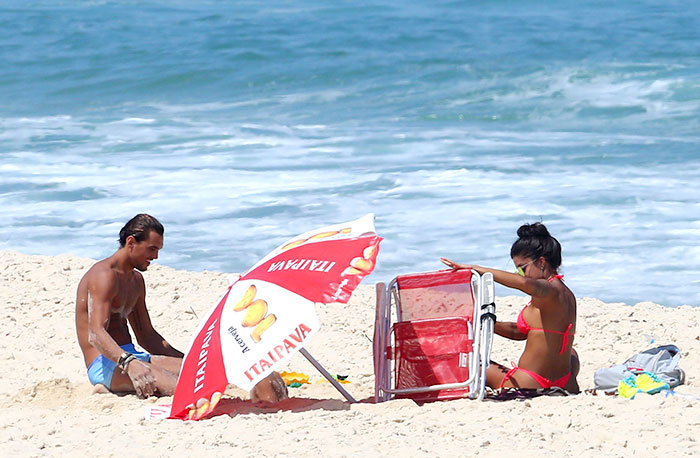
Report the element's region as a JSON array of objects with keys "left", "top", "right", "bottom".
[{"left": 441, "top": 257, "right": 474, "bottom": 271}]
